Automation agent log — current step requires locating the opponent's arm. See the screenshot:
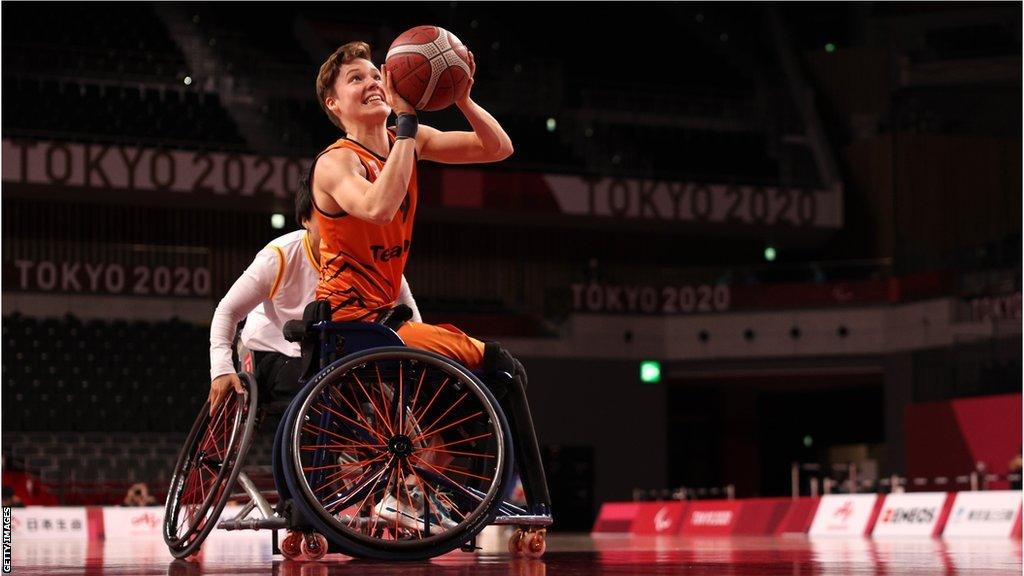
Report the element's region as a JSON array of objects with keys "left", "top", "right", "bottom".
[
  {"left": 208, "top": 249, "right": 279, "bottom": 414},
  {"left": 398, "top": 275, "right": 423, "bottom": 323}
]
